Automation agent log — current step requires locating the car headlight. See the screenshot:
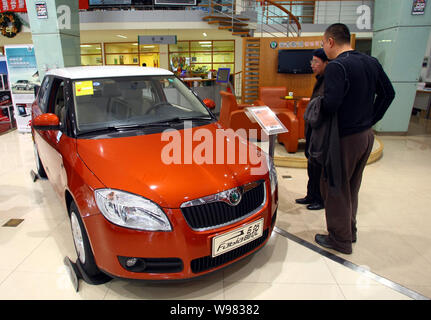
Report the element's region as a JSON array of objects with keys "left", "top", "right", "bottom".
[
  {"left": 266, "top": 154, "right": 278, "bottom": 195},
  {"left": 94, "top": 189, "right": 172, "bottom": 231}
]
